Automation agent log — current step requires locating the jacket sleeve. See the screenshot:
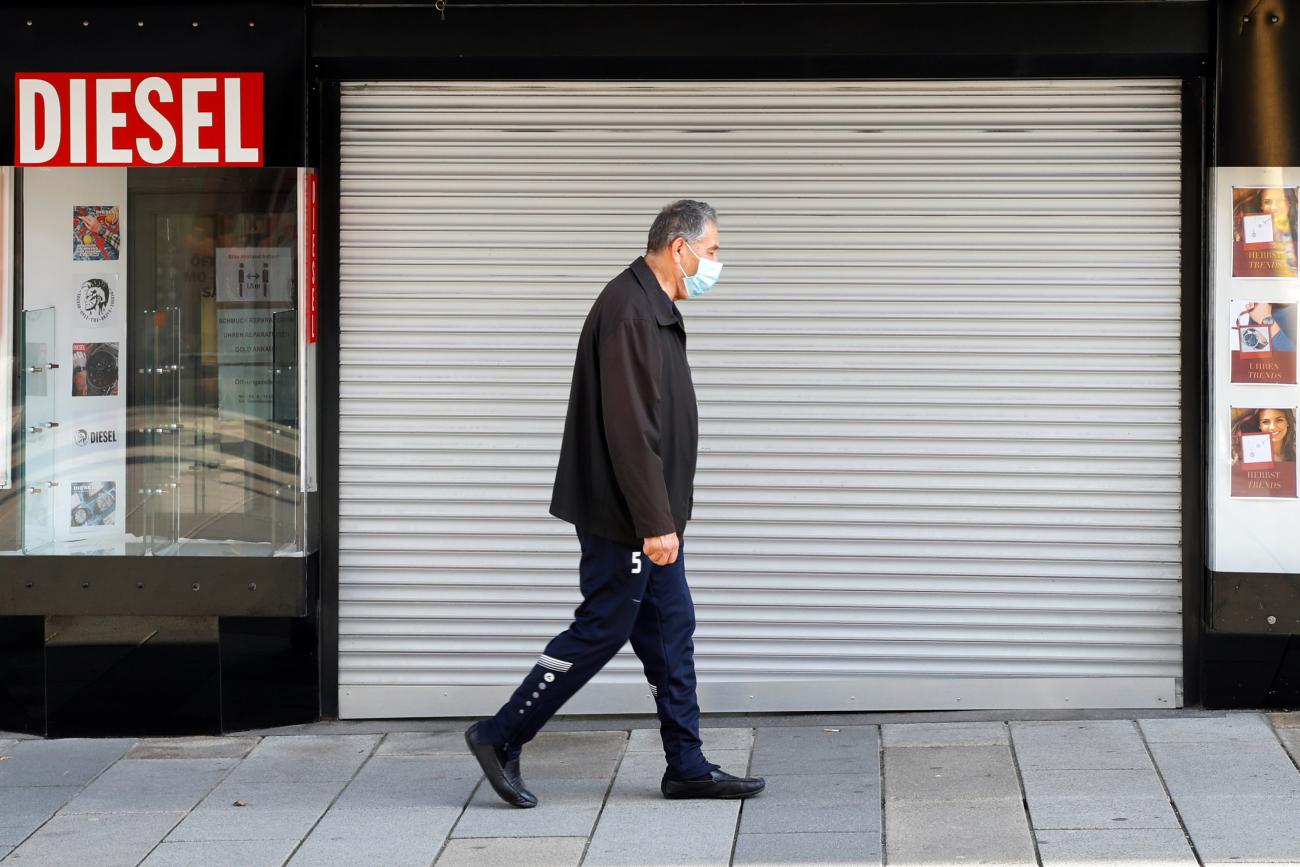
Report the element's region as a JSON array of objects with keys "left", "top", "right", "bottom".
[{"left": 599, "top": 318, "right": 677, "bottom": 539}]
